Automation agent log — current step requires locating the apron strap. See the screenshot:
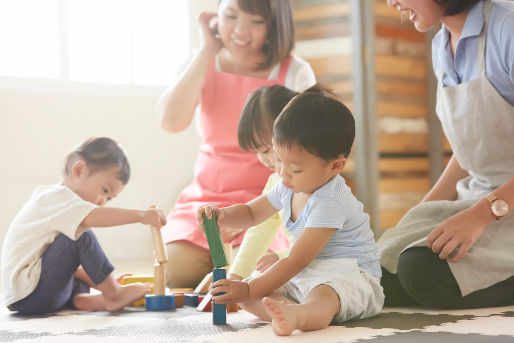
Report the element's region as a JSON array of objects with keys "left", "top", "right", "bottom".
[{"left": 478, "top": 0, "right": 492, "bottom": 77}]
